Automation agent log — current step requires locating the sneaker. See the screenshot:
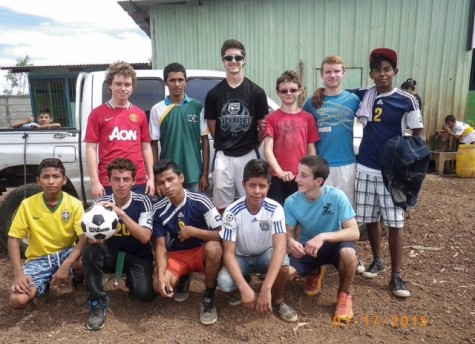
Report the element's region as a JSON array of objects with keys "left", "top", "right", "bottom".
[
  {"left": 362, "top": 260, "right": 386, "bottom": 279},
  {"left": 356, "top": 260, "right": 365, "bottom": 274},
  {"left": 304, "top": 265, "right": 327, "bottom": 296},
  {"left": 272, "top": 301, "right": 298, "bottom": 323},
  {"left": 228, "top": 291, "right": 242, "bottom": 306},
  {"left": 72, "top": 277, "right": 88, "bottom": 305},
  {"left": 87, "top": 296, "right": 109, "bottom": 331},
  {"left": 173, "top": 274, "right": 191, "bottom": 302},
  {"left": 200, "top": 297, "right": 217, "bottom": 325},
  {"left": 334, "top": 292, "right": 353, "bottom": 322},
  {"left": 389, "top": 276, "right": 411, "bottom": 298}
]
